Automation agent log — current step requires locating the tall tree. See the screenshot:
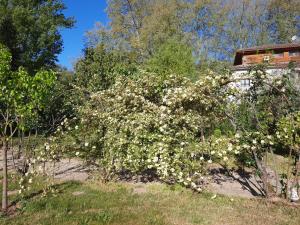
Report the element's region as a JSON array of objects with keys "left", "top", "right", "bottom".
[
  {"left": 0, "top": 45, "right": 56, "bottom": 211},
  {"left": 192, "top": 0, "right": 300, "bottom": 61},
  {"left": 267, "top": 0, "right": 300, "bottom": 43},
  {"left": 107, "top": 0, "right": 149, "bottom": 58},
  {"left": 106, "top": 0, "right": 300, "bottom": 64},
  {"left": 146, "top": 38, "right": 196, "bottom": 79},
  {"left": 74, "top": 43, "right": 137, "bottom": 92},
  {"left": 106, "top": 0, "right": 192, "bottom": 60},
  {"left": 0, "top": 0, "right": 74, "bottom": 73}
]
